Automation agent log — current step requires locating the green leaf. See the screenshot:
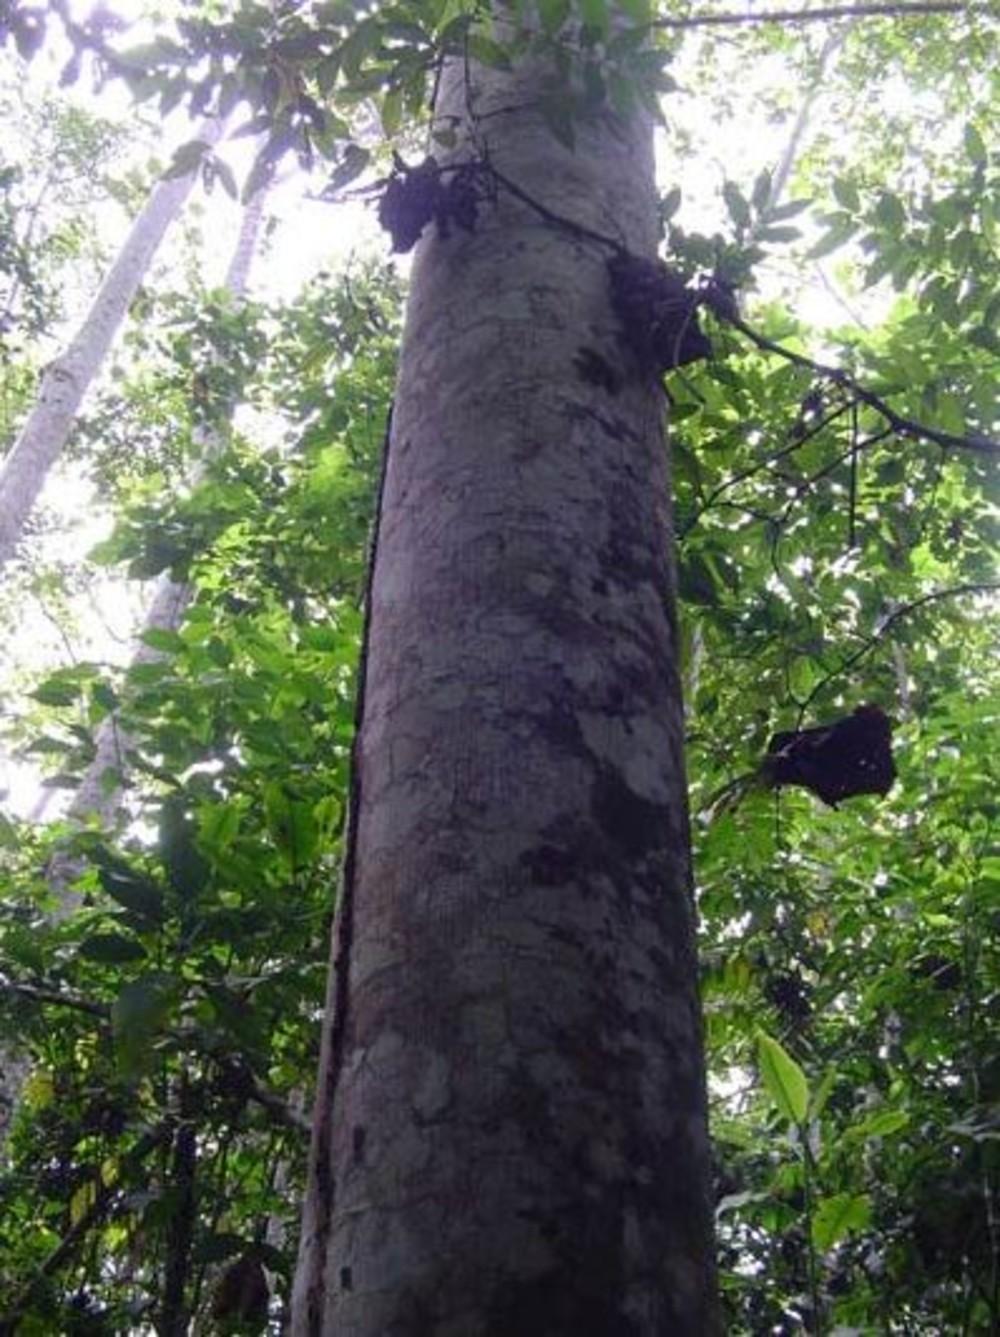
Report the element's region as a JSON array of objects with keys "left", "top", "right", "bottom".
[
  {"left": 467, "top": 34, "right": 512, "bottom": 70},
  {"left": 380, "top": 86, "right": 404, "bottom": 136},
  {"left": 539, "top": 0, "right": 572, "bottom": 33},
  {"left": 141, "top": 628, "right": 185, "bottom": 654},
  {"left": 338, "top": 18, "right": 378, "bottom": 80},
  {"left": 160, "top": 798, "right": 210, "bottom": 898},
  {"left": 752, "top": 168, "right": 772, "bottom": 214},
  {"left": 811, "top": 1192, "right": 871, "bottom": 1251},
  {"left": 767, "top": 198, "right": 810, "bottom": 221},
  {"left": 847, "top": 1108, "right": 910, "bottom": 1140},
  {"left": 323, "top": 144, "right": 371, "bottom": 198},
  {"left": 112, "top": 972, "right": 178, "bottom": 1076},
  {"left": 608, "top": 25, "right": 649, "bottom": 57},
  {"left": 578, "top": 0, "right": 609, "bottom": 36},
  {"left": 79, "top": 933, "right": 148, "bottom": 964},
  {"left": 198, "top": 800, "right": 243, "bottom": 860},
  {"left": 98, "top": 859, "right": 166, "bottom": 926},
  {"left": 0, "top": 813, "right": 18, "bottom": 850},
  {"left": 617, "top": 0, "right": 651, "bottom": 18},
  {"left": 31, "top": 664, "right": 99, "bottom": 707},
  {"left": 213, "top": 158, "right": 239, "bottom": 201},
  {"left": 757, "top": 1031, "right": 809, "bottom": 1124},
  {"left": 661, "top": 185, "right": 682, "bottom": 223},
  {"left": 807, "top": 214, "right": 857, "bottom": 259},
  {"left": 679, "top": 553, "right": 721, "bottom": 607},
  {"left": 756, "top": 225, "right": 800, "bottom": 244},
  {"left": 964, "top": 121, "right": 987, "bottom": 164},
  {"left": 723, "top": 181, "right": 751, "bottom": 231},
  {"left": 263, "top": 783, "right": 319, "bottom": 867},
  {"left": 874, "top": 191, "right": 906, "bottom": 230},
  {"left": 163, "top": 139, "right": 210, "bottom": 180},
  {"left": 832, "top": 177, "right": 860, "bottom": 213}
]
